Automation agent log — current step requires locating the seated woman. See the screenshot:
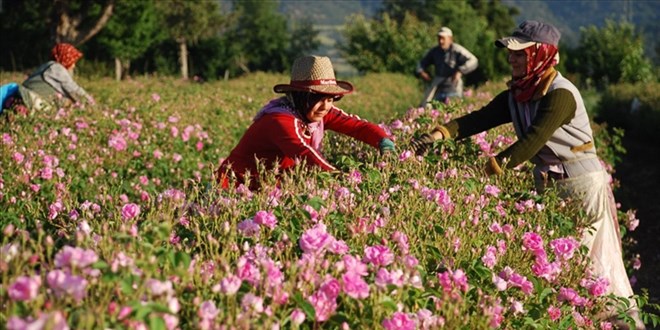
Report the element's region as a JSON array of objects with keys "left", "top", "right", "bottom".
[
  {"left": 215, "top": 55, "right": 395, "bottom": 190},
  {"left": 2, "top": 43, "right": 94, "bottom": 114}
]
